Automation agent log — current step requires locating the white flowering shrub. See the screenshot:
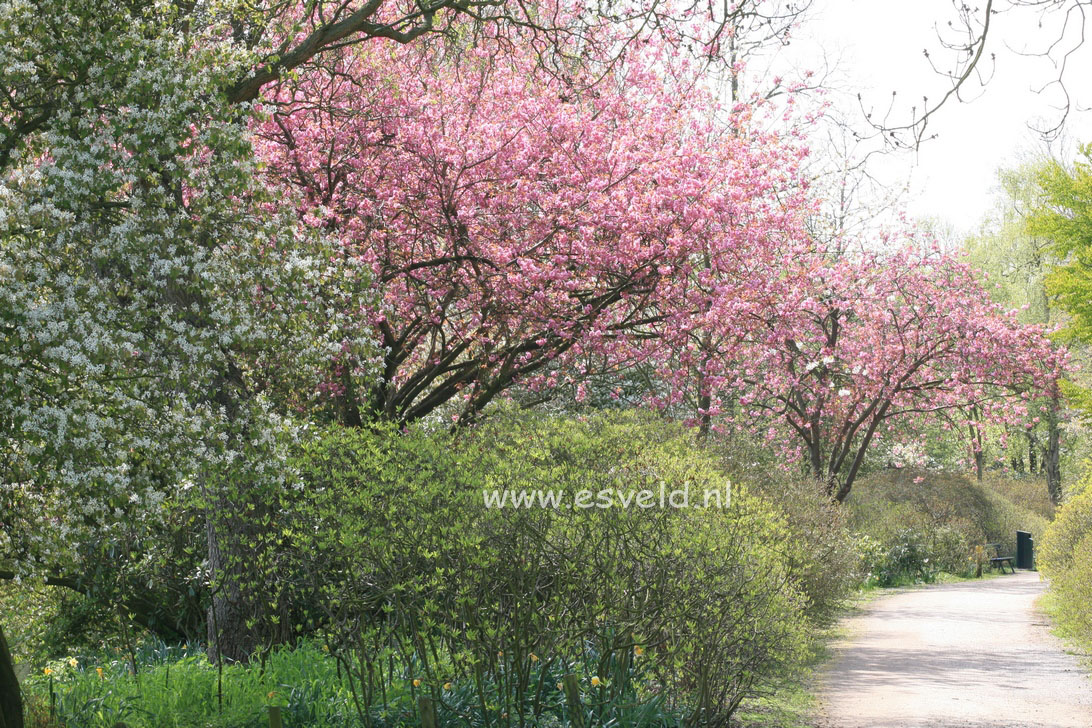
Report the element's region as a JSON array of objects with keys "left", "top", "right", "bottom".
[{"left": 0, "top": 0, "right": 379, "bottom": 665}]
